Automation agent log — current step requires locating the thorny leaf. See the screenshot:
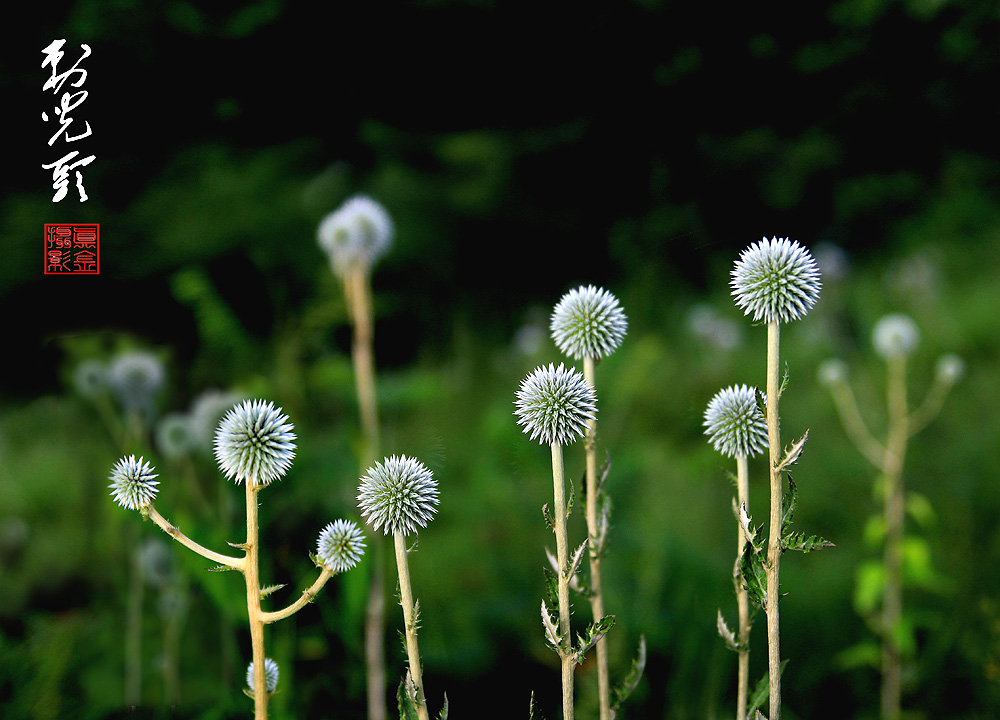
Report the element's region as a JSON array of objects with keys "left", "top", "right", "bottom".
[
  {"left": 747, "top": 661, "right": 787, "bottom": 716},
  {"left": 610, "top": 635, "right": 647, "bottom": 719},
  {"left": 397, "top": 676, "right": 419, "bottom": 720},
  {"left": 568, "top": 540, "right": 588, "bottom": 580},
  {"left": 717, "top": 609, "right": 739, "bottom": 652},
  {"left": 436, "top": 693, "right": 449, "bottom": 720},
  {"left": 259, "top": 583, "right": 286, "bottom": 599},
  {"left": 740, "top": 537, "right": 768, "bottom": 611},
  {"left": 541, "top": 600, "right": 561, "bottom": 650},
  {"left": 782, "top": 531, "right": 835, "bottom": 553},
  {"left": 775, "top": 431, "right": 809, "bottom": 475},
  {"left": 573, "top": 614, "right": 615, "bottom": 665},
  {"left": 542, "top": 503, "right": 554, "bottom": 532}
]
